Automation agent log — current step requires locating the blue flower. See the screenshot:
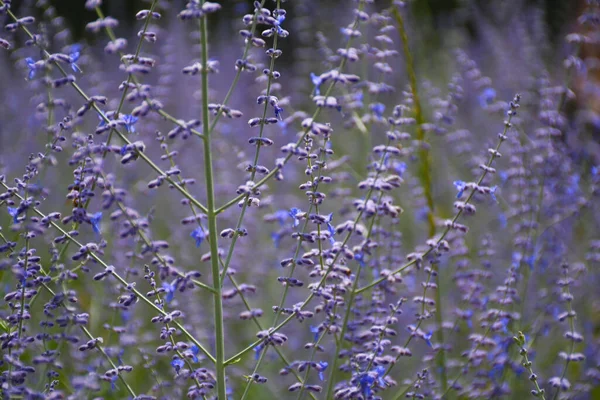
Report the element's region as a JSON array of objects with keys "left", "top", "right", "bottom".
[
  {"left": 424, "top": 330, "right": 433, "bottom": 348},
  {"left": 120, "top": 145, "right": 128, "bottom": 155},
  {"left": 325, "top": 213, "right": 335, "bottom": 244},
  {"left": 310, "top": 72, "right": 323, "bottom": 96},
  {"left": 190, "top": 344, "right": 200, "bottom": 363},
  {"left": 317, "top": 361, "right": 328, "bottom": 381},
  {"left": 370, "top": 103, "right": 385, "bottom": 119},
  {"left": 490, "top": 185, "right": 498, "bottom": 202},
  {"left": 374, "top": 366, "right": 386, "bottom": 386},
  {"left": 254, "top": 344, "right": 264, "bottom": 360},
  {"left": 273, "top": 210, "right": 289, "bottom": 226},
  {"left": 162, "top": 281, "right": 176, "bottom": 303},
  {"left": 90, "top": 211, "right": 102, "bottom": 234},
  {"left": 289, "top": 207, "right": 301, "bottom": 227},
  {"left": 355, "top": 252, "right": 366, "bottom": 268},
  {"left": 479, "top": 88, "right": 496, "bottom": 108},
  {"left": 274, "top": 14, "right": 286, "bottom": 35},
  {"left": 25, "top": 57, "right": 36, "bottom": 80},
  {"left": 123, "top": 114, "right": 138, "bottom": 133},
  {"left": 310, "top": 325, "right": 319, "bottom": 342},
  {"left": 191, "top": 227, "right": 206, "bottom": 248},
  {"left": 69, "top": 44, "right": 82, "bottom": 73},
  {"left": 394, "top": 161, "right": 407, "bottom": 177},
  {"left": 7, "top": 207, "right": 20, "bottom": 223},
  {"left": 271, "top": 231, "right": 283, "bottom": 249},
  {"left": 453, "top": 180, "right": 466, "bottom": 198},
  {"left": 464, "top": 309, "right": 473, "bottom": 329},
  {"left": 359, "top": 373, "right": 375, "bottom": 397},
  {"left": 274, "top": 105, "right": 284, "bottom": 121},
  {"left": 171, "top": 358, "right": 185, "bottom": 373},
  {"left": 110, "top": 375, "right": 118, "bottom": 391}
]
